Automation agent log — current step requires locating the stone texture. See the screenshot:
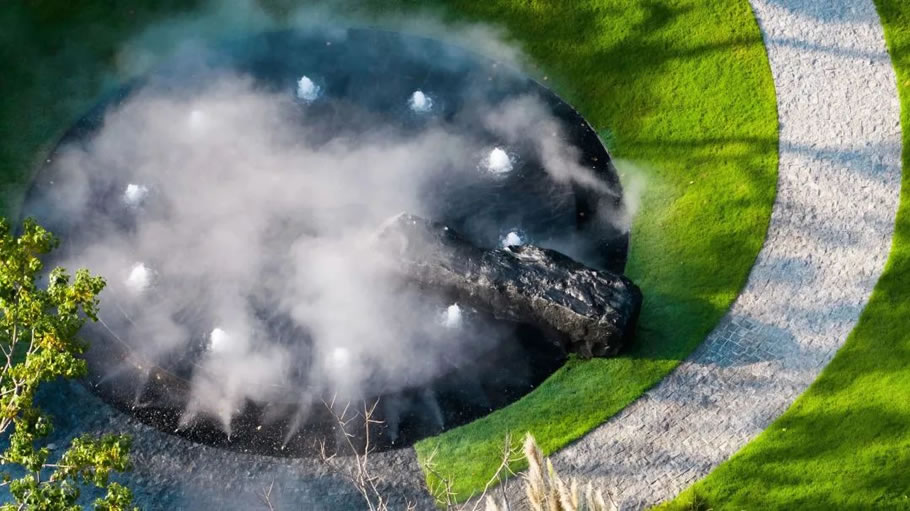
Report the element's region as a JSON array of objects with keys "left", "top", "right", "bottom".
[{"left": 378, "top": 213, "right": 643, "bottom": 358}]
